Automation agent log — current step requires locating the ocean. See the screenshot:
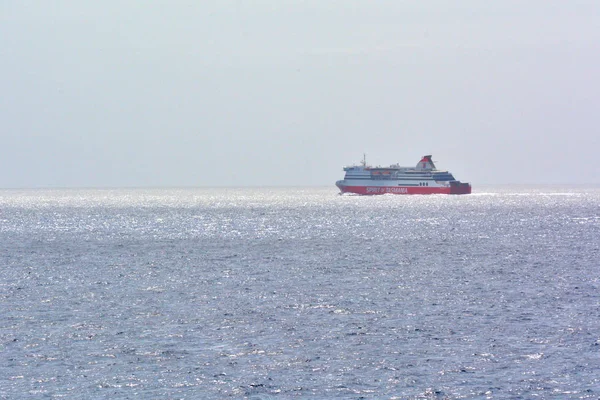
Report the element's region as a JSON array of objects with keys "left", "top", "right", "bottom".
[{"left": 1, "top": 186, "right": 599, "bottom": 399}]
